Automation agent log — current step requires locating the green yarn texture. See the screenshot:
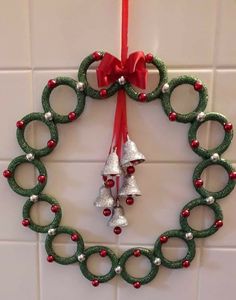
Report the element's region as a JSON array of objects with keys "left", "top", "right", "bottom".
[{"left": 5, "top": 51, "right": 235, "bottom": 287}]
